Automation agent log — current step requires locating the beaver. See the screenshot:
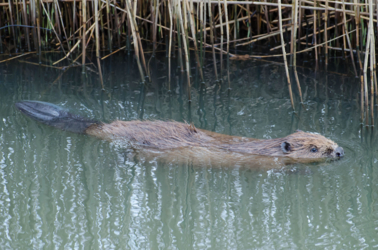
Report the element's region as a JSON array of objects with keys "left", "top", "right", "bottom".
[{"left": 15, "top": 101, "right": 344, "bottom": 167}]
